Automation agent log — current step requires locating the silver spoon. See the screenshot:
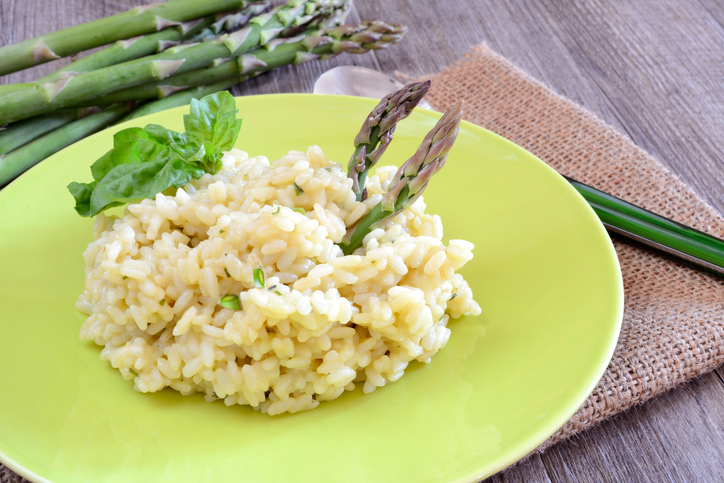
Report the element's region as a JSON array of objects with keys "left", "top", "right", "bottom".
[
  {"left": 313, "top": 65, "right": 724, "bottom": 276},
  {"left": 313, "top": 66, "right": 433, "bottom": 110}
]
